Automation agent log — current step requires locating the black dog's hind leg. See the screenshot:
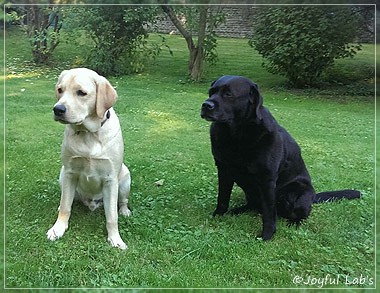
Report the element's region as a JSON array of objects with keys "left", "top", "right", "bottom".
[
  {"left": 229, "top": 204, "right": 252, "bottom": 215},
  {"left": 276, "top": 181, "right": 315, "bottom": 228},
  {"left": 213, "top": 165, "right": 234, "bottom": 216}
]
